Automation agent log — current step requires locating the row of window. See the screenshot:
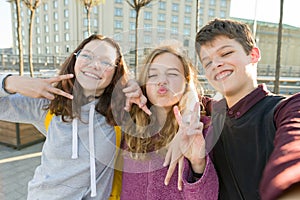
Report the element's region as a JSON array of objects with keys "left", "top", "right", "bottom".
[{"left": 115, "top": 0, "right": 227, "bottom": 9}]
